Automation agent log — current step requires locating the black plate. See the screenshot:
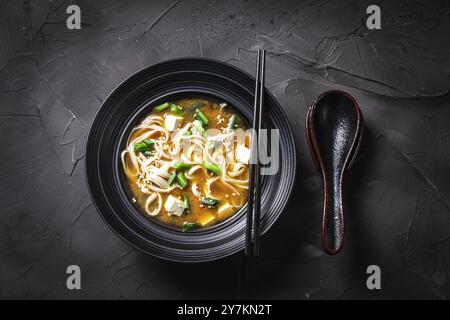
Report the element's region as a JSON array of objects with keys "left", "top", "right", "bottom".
[{"left": 85, "top": 58, "right": 297, "bottom": 262}]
